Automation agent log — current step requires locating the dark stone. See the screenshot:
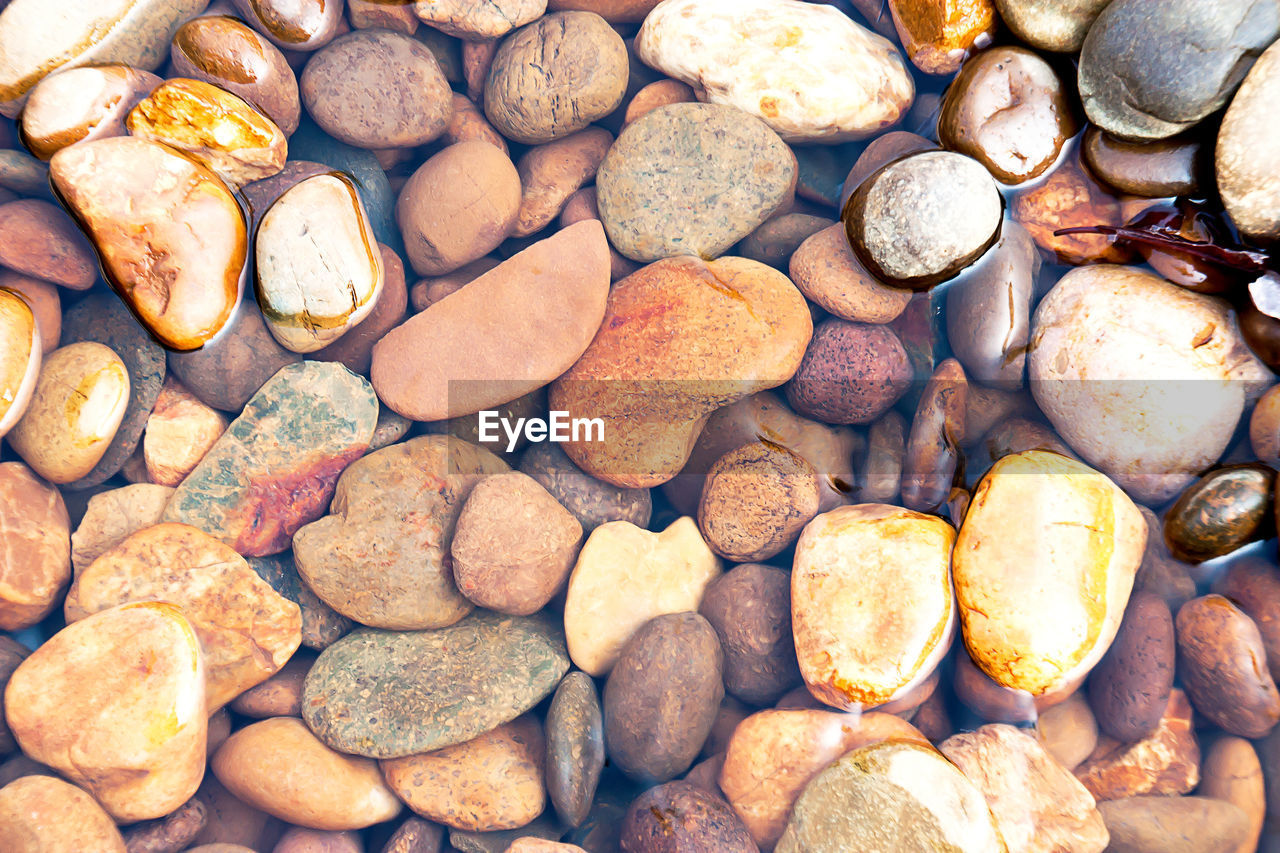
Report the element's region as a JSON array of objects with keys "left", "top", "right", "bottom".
[
  {"left": 1082, "top": 128, "right": 1204, "bottom": 197},
  {"left": 518, "top": 442, "right": 651, "bottom": 532},
  {"left": 447, "top": 816, "right": 561, "bottom": 853},
  {"left": 545, "top": 670, "right": 605, "bottom": 828},
  {"left": 784, "top": 318, "right": 912, "bottom": 425},
  {"left": 379, "top": 817, "right": 444, "bottom": 853},
  {"left": 61, "top": 294, "right": 165, "bottom": 489},
  {"left": 1163, "top": 464, "right": 1275, "bottom": 563},
  {"left": 620, "top": 781, "right": 756, "bottom": 853},
  {"left": 247, "top": 553, "right": 352, "bottom": 651},
  {"left": 698, "top": 563, "right": 801, "bottom": 706},
  {"left": 1088, "top": 591, "right": 1176, "bottom": 741},
  {"left": 161, "top": 361, "right": 378, "bottom": 556},
  {"left": 302, "top": 610, "right": 570, "bottom": 758}
]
